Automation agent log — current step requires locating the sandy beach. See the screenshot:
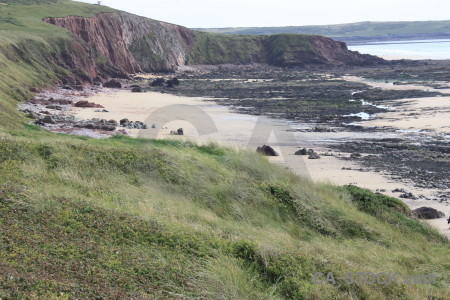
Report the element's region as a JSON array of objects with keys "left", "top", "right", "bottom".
[{"left": 71, "top": 86, "right": 450, "bottom": 238}]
